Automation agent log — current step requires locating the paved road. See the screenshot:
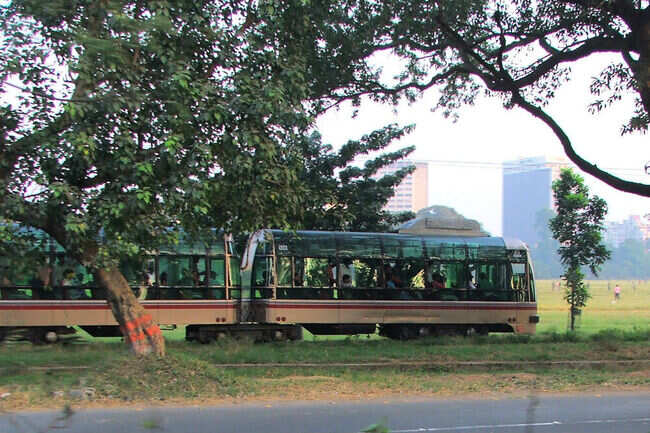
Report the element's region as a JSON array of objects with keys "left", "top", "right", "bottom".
[{"left": 2, "top": 393, "right": 649, "bottom": 433}]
